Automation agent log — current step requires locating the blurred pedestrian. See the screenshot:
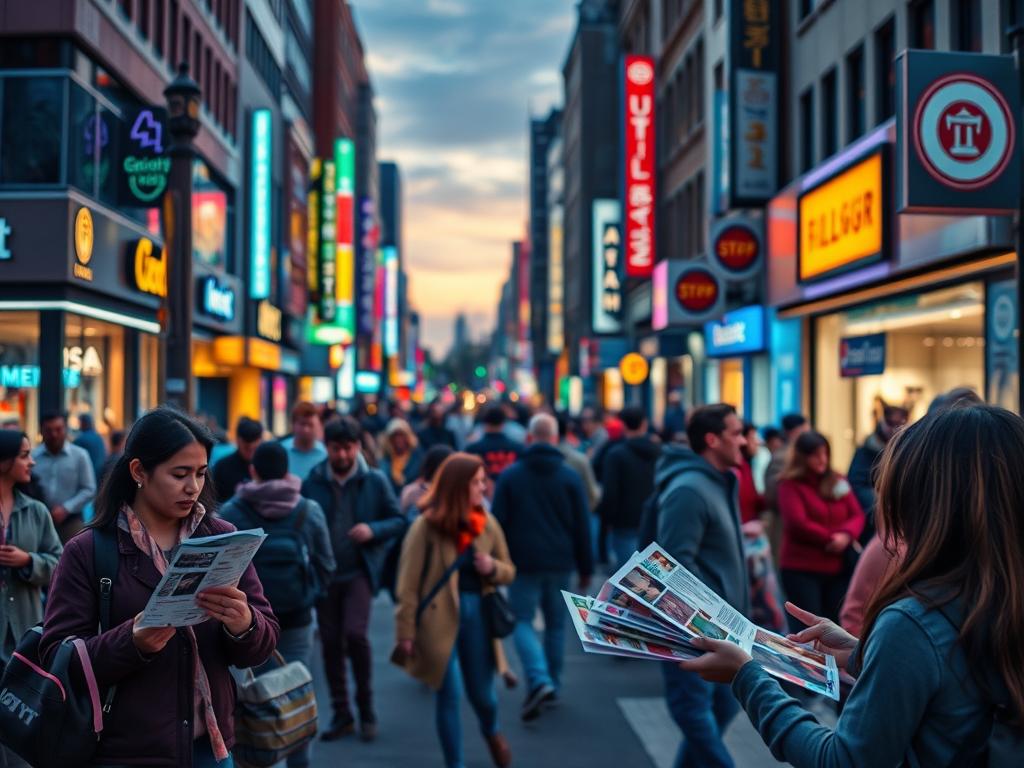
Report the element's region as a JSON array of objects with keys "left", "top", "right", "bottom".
[
  {"left": 680, "top": 402, "right": 1024, "bottom": 768},
  {"left": 73, "top": 412, "right": 107, "bottom": 482},
  {"left": 465, "top": 405, "right": 523, "bottom": 499},
  {"left": 591, "top": 415, "right": 624, "bottom": 484},
  {"left": 394, "top": 453, "right": 515, "bottom": 768},
  {"left": 380, "top": 418, "right": 424, "bottom": 495},
  {"left": 41, "top": 408, "right": 279, "bottom": 767},
  {"left": 848, "top": 403, "right": 908, "bottom": 543},
  {"left": 301, "top": 417, "right": 406, "bottom": 742},
  {"left": 400, "top": 445, "right": 455, "bottom": 518},
  {"left": 663, "top": 391, "right": 687, "bottom": 442},
  {"left": 212, "top": 416, "right": 264, "bottom": 503},
  {"left": 100, "top": 429, "right": 126, "bottom": 483},
  {"left": 418, "top": 400, "right": 459, "bottom": 451},
  {"left": 762, "top": 413, "right": 809, "bottom": 563},
  {"left": 219, "top": 442, "right": 335, "bottom": 768},
  {"left": 777, "top": 431, "right": 865, "bottom": 630},
  {"left": 555, "top": 413, "right": 601, "bottom": 519},
  {"left": 597, "top": 406, "right": 660, "bottom": 570},
  {"left": 492, "top": 414, "right": 593, "bottom": 721},
  {"left": 839, "top": 534, "right": 898, "bottom": 637},
  {"left": 736, "top": 422, "right": 765, "bottom": 524},
  {"left": 578, "top": 406, "right": 607, "bottom": 457},
  {"left": 282, "top": 402, "right": 327, "bottom": 481},
  {"left": 33, "top": 410, "right": 95, "bottom": 542}
]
